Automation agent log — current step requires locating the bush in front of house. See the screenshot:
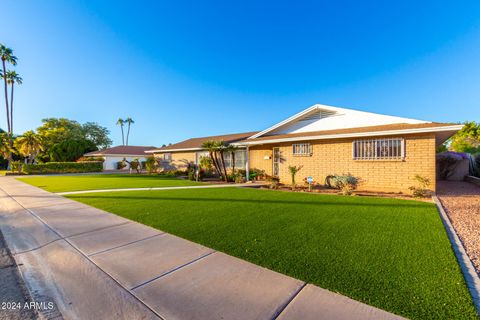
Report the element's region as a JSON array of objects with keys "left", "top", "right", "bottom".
[
  {"left": 409, "top": 174, "right": 431, "bottom": 198},
  {"left": 330, "top": 174, "right": 359, "bottom": 195},
  {"left": 22, "top": 162, "right": 103, "bottom": 174},
  {"left": 436, "top": 151, "right": 468, "bottom": 180},
  {"left": 76, "top": 156, "right": 105, "bottom": 162},
  {"left": 144, "top": 156, "right": 157, "bottom": 174},
  {"left": 117, "top": 160, "right": 127, "bottom": 170}
]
